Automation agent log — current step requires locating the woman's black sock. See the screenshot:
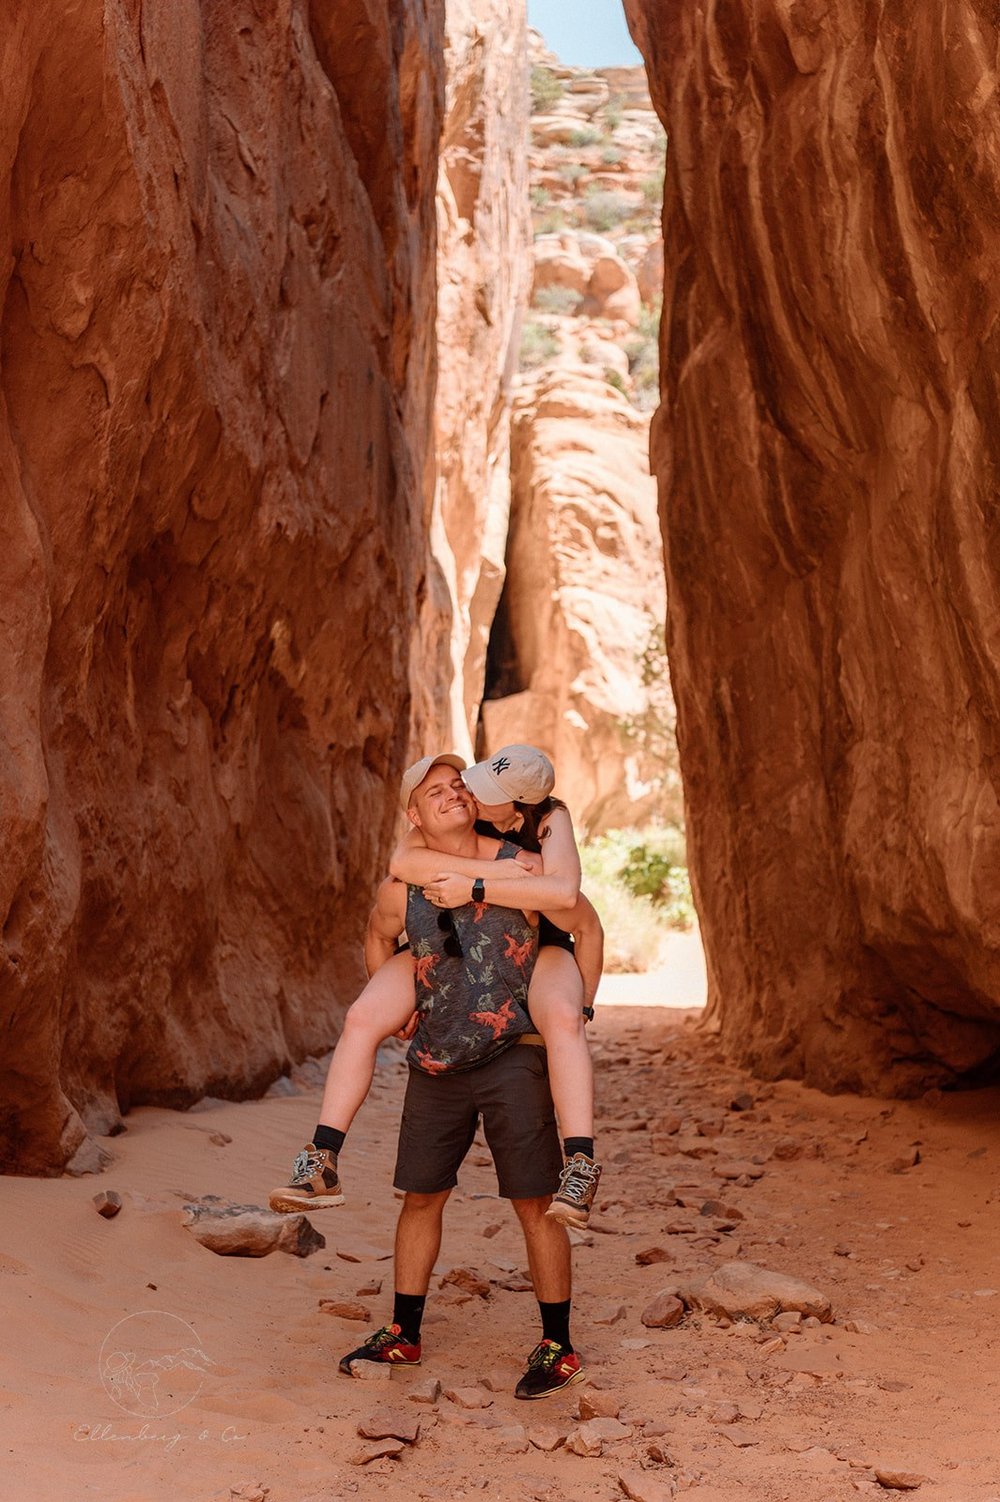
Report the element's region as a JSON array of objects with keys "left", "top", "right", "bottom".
[
  {"left": 539, "top": 1298, "right": 573, "bottom": 1352},
  {"left": 313, "top": 1125, "right": 346, "bottom": 1156},
  {"left": 563, "top": 1136, "right": 594, "bottom": 1160},
  {"left": 392, "top": 1292, "right": 427, "bottom": 1345}
]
